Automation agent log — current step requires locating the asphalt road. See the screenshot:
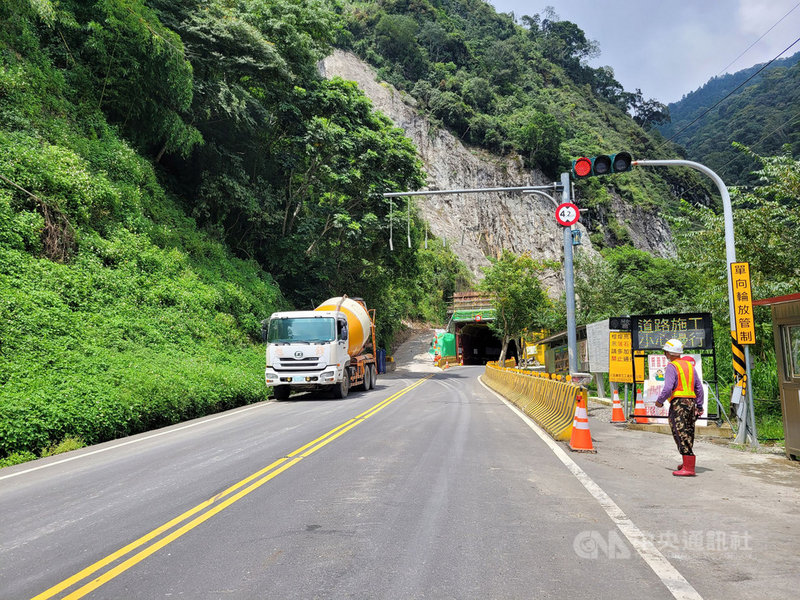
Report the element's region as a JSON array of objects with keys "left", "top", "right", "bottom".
[{"left": 1, "top": 366, "right": 687, "bottom": 600}]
